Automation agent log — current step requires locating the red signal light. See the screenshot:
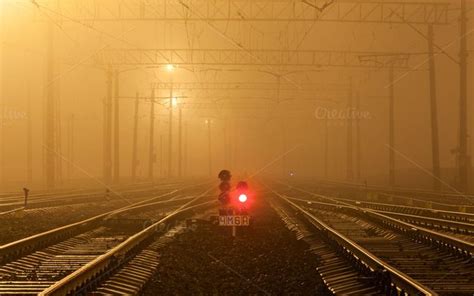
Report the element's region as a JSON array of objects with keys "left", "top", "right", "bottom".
[{"left": 238, "top": 194, "right": 248, "bottom": 203}]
